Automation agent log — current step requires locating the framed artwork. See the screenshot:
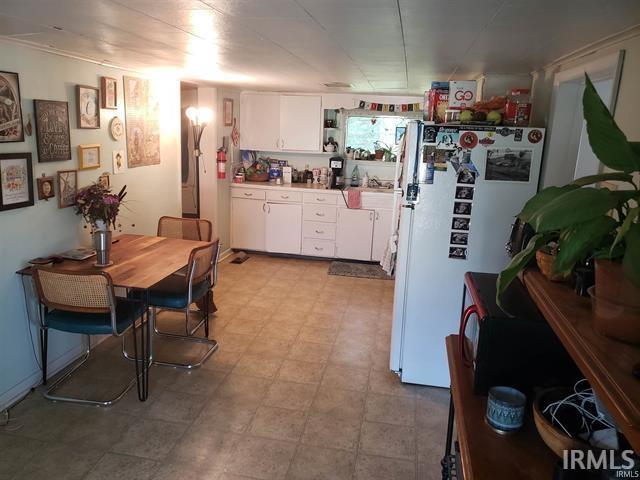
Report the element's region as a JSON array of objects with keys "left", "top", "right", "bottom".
[
  {"left": 76, "top": 85, "right": 100, "bottom": 129},
  {"left": 0, "top": 71, "right": 24, "bottom": 143},
  {"left": 78, "top": 144, "right": 101, "bottom": 170},
  {"left": 101, "top": 76, "right": 117, "bottom": 109},
  {"left": 395, "top": 126, "right": 406, "bottom": 144},
  {"left": 0, "top": 153, "right": 34, "bottom": 211},
  {"left": 97, "top": 172, "right": 110, "bottom": 188},
  {"left": 33, "top": 100, "right": 72, "bottom": 162},
  {"left": 124, "top": 76, "right": 160, "bottom": 168},
  {"left": 57, "top": 169, "right": 77, "bottom": 208},
  {"left": 37, "top": 176, "right": 55, "bottom": 200},
  {"left": 112, "top": 149, "right": 125, "bottom": 174},
  {"left": 223, "top": 98, "right": 233, "bottom": 126}
]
